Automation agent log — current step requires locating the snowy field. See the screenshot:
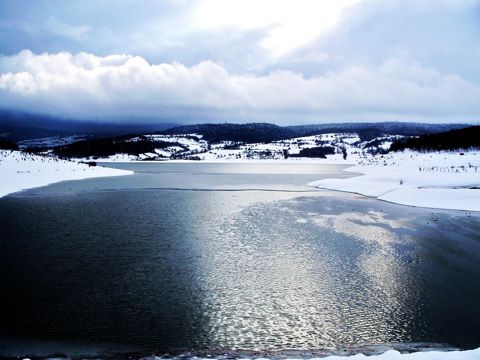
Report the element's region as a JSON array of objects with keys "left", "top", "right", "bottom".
[
  {"left": 0, "top": 150, "right": 133, "bottom": 198},
  {"left": 73, "top": 132, "right": 387, "bottom": 162},
  {"left": 308, "top": 150, "right": 480, "bottom": 211}
]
